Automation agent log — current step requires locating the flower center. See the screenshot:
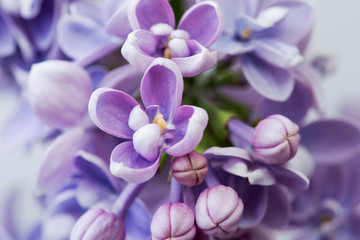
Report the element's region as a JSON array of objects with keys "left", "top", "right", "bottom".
[
  {"left": 153, "top": 113, "right": 167, "bottom": 135},
  {"left": 241, "top": 28, "right": 252, "bottom": 39}
]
